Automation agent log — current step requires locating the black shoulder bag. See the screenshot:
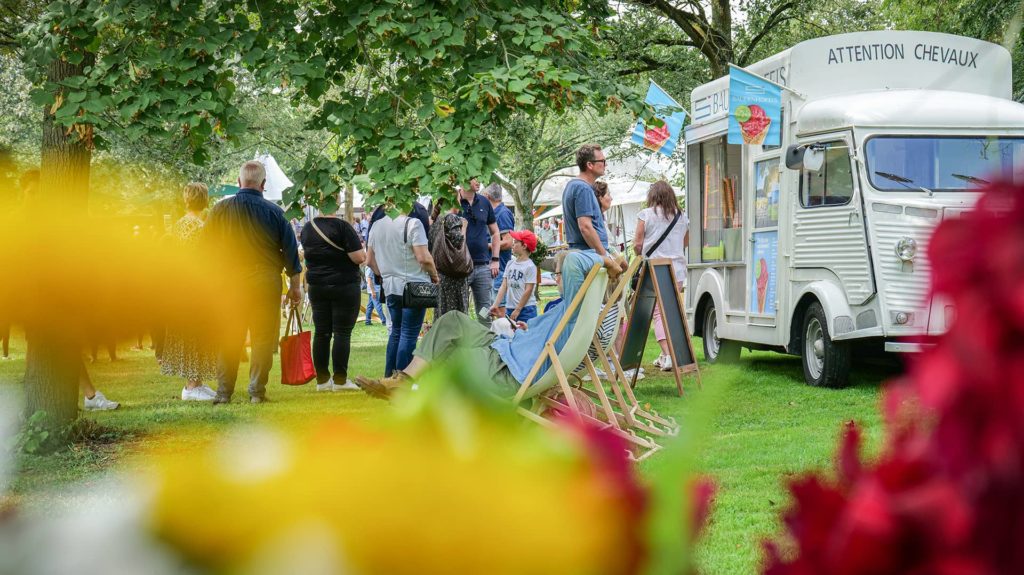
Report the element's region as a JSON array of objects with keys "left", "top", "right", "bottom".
[
  {"left": 631, "top": 210, "right": 681, "bottom": 291},
  {"left": 401, "top": 218, "right": 438, "bottom": 308}
]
